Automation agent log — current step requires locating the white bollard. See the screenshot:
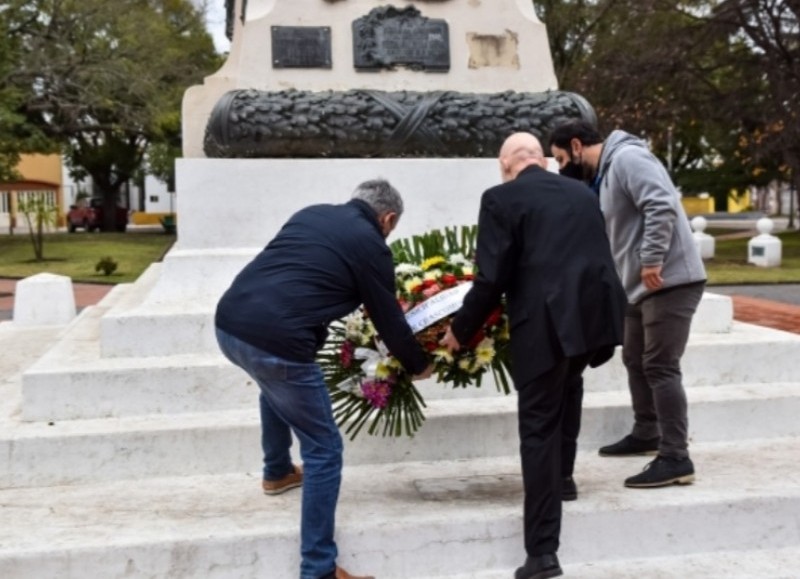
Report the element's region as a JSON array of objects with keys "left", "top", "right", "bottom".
[
  {"left": 691, "top": 216, "right": 715, "bottom": 259},
  {"left": 747, "top": 217, "right": 782, "bottom": 267},
  {"left": 12, "top": 273, "right": 77, "bottom": 326}
]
